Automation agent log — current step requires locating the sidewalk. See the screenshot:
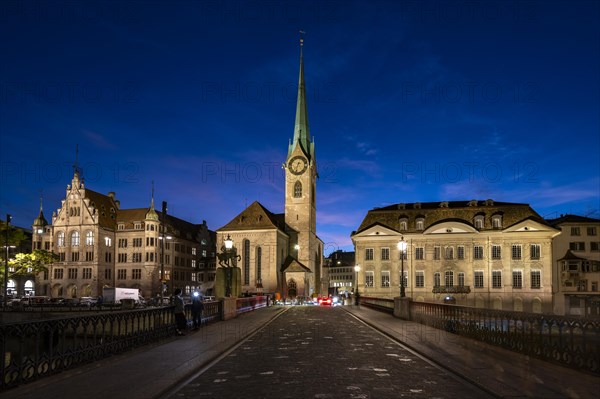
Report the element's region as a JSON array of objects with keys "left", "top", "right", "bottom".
[
  {"left": 343, "top": 306, "right": 600, "bottom": 399},
  {"left": 0, "top": 306, "right": 286, "bottom": 399}
]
